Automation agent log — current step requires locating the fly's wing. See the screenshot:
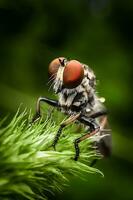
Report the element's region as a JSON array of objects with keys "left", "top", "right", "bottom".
[
  {"left": 92, "top": 116, "right": 112, "bottom": 157},
  {"left": 98, "top": 116, "right": 112, "bottom": 157}
]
